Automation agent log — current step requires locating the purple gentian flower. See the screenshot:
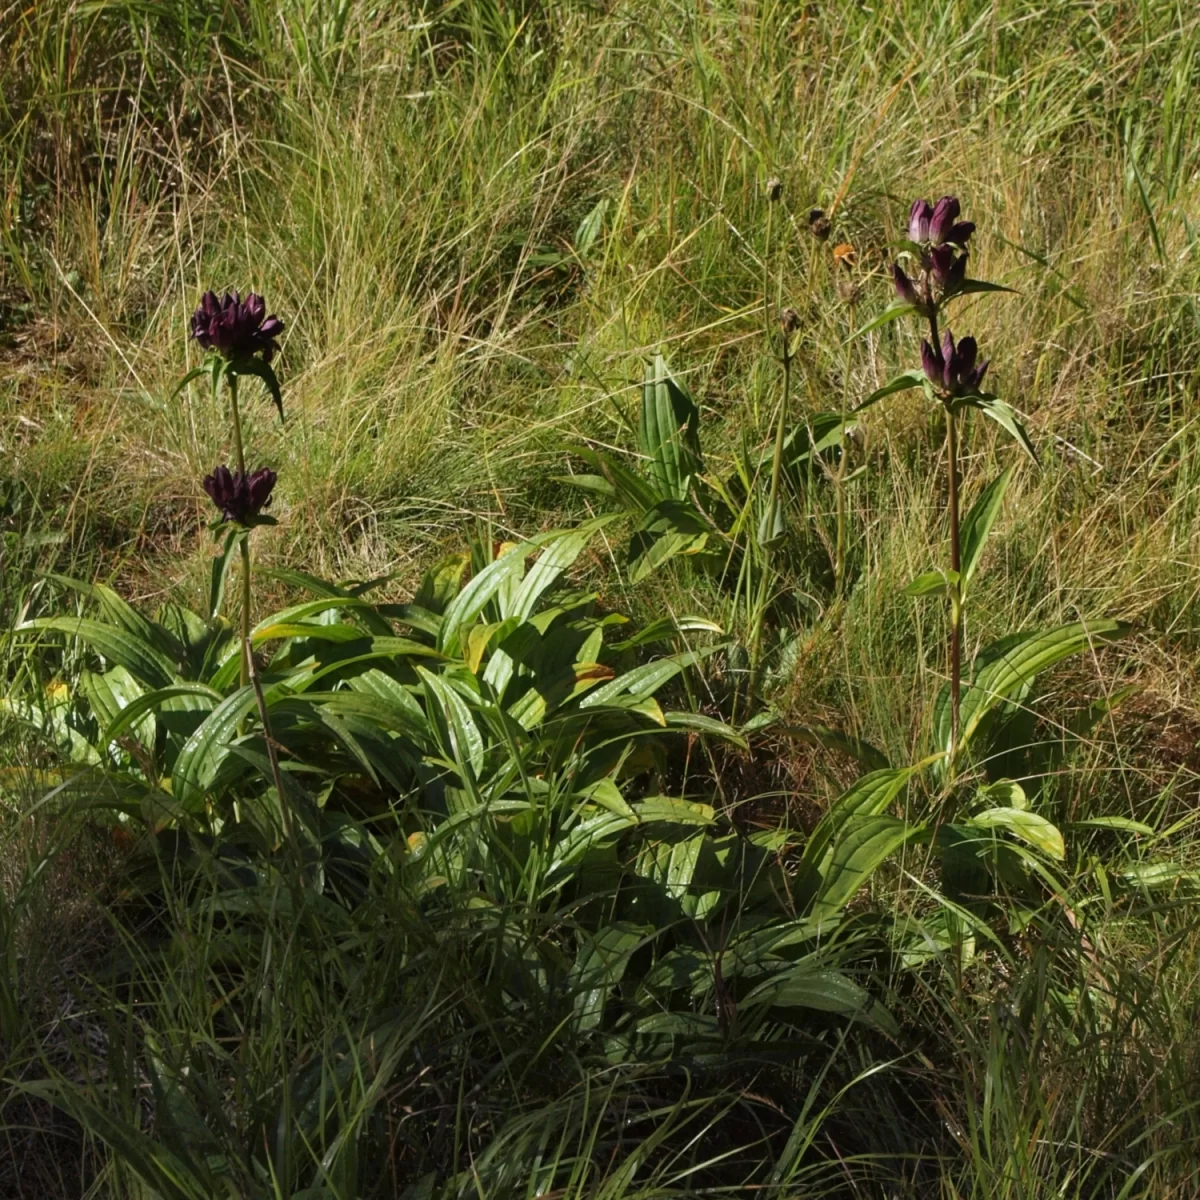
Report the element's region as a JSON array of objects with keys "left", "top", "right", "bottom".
[
  {"left": 893, "top": 262, "right": 922, "bottom": 308},
  {"left": 920, "top": 330, "right": 989, "bottom": 397},
  {"left": 191, "top": 291, "right": 284, "bottom": 363},
  {"left": 908, "top": 199, "right": 934, "bottom": 244},
  {"left": 203, "top": 465, "right": 277, "bottom": 524}
]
